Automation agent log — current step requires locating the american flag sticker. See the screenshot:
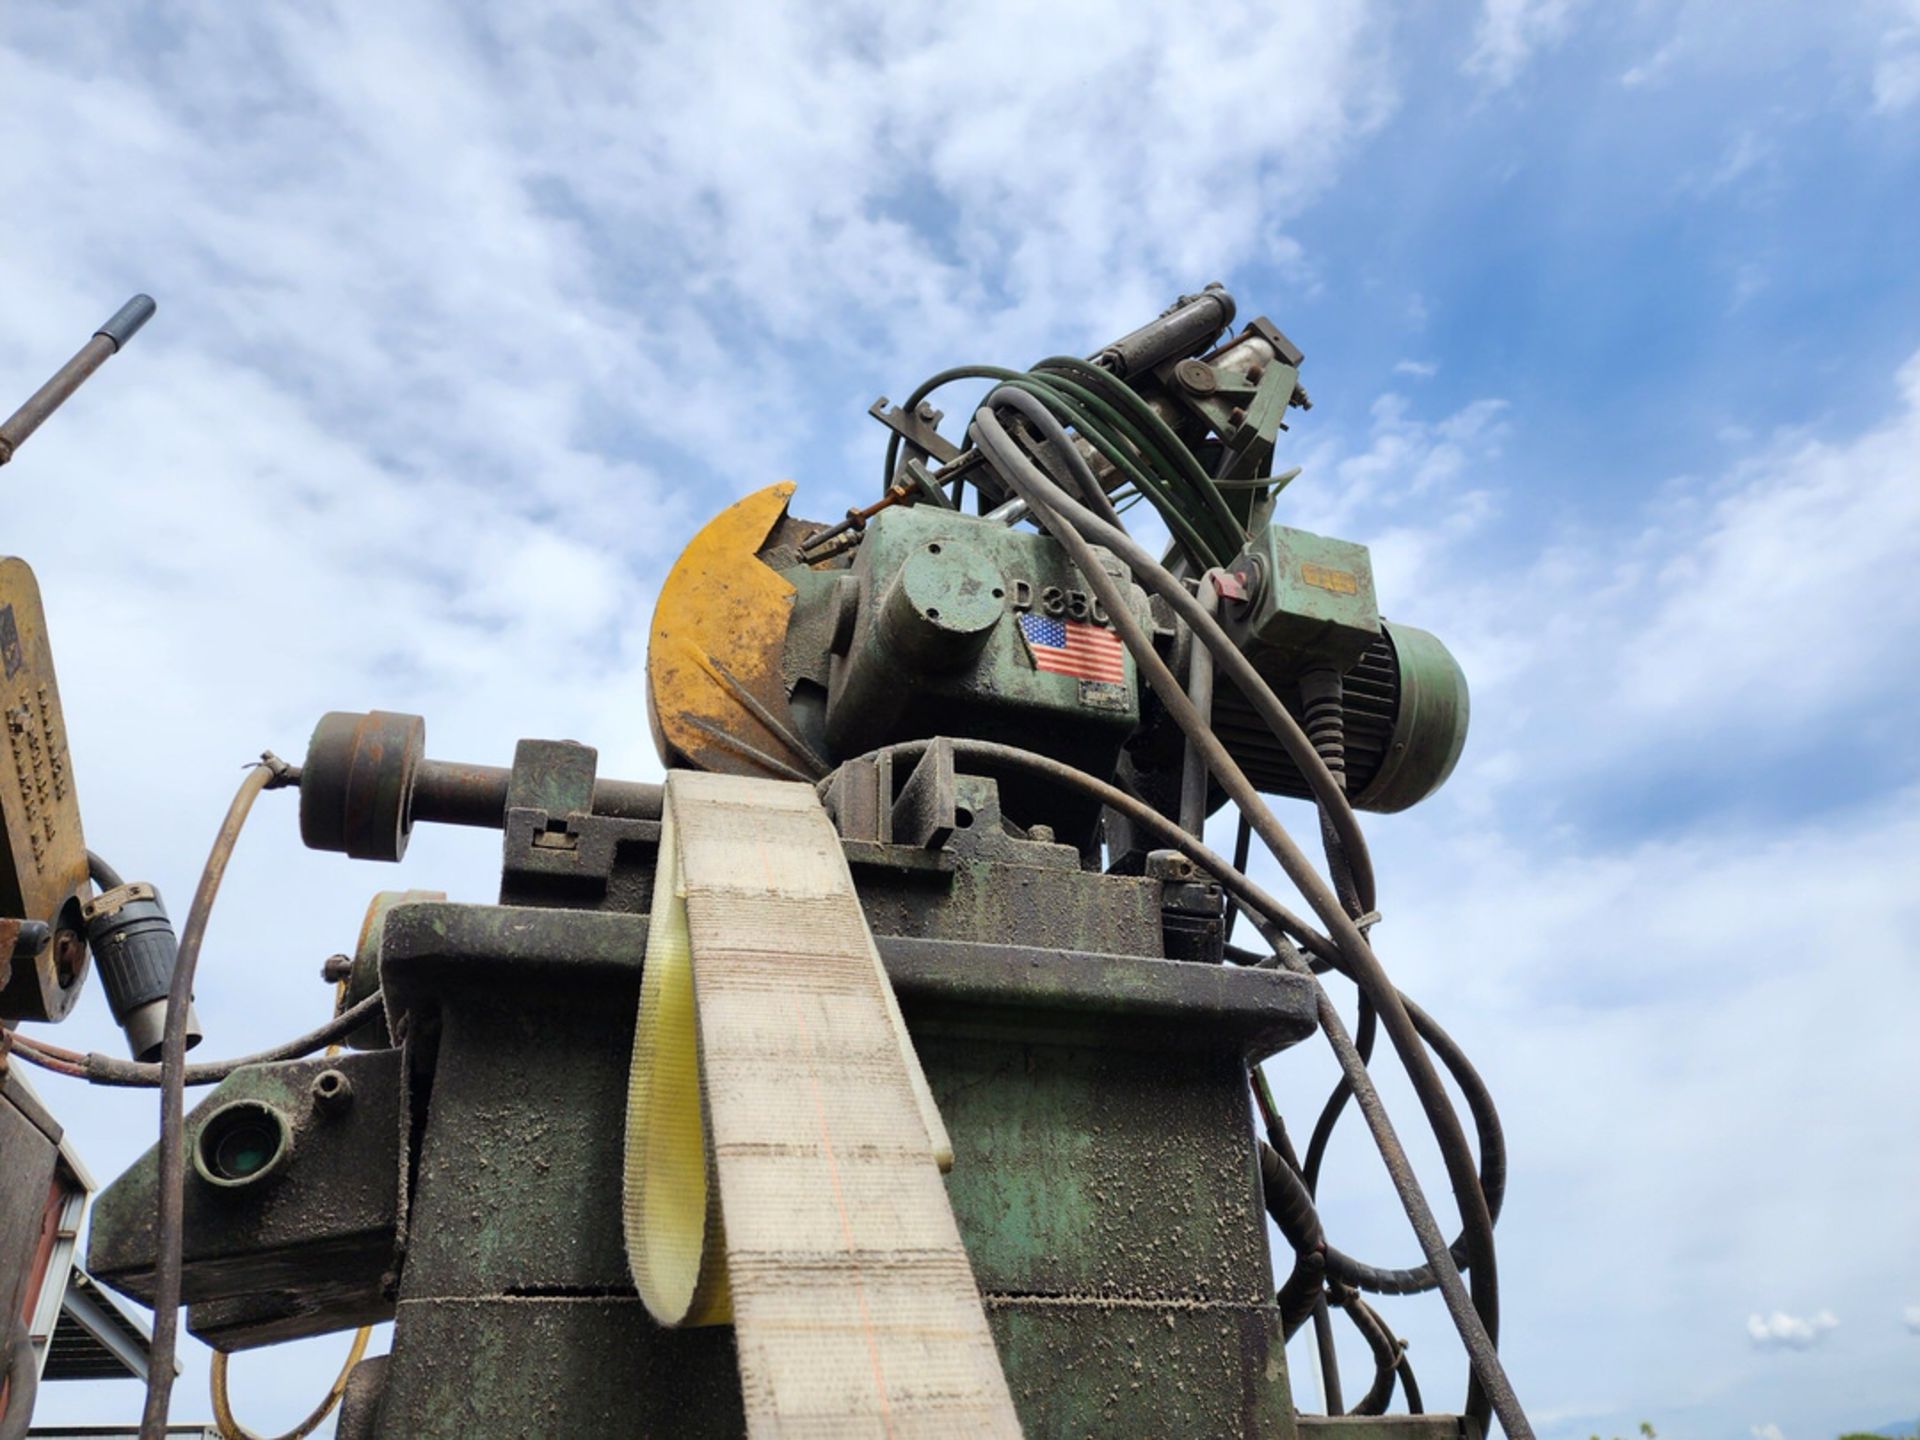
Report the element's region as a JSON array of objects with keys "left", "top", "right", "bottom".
[{"left": 1017, "top": 612, "right": 1127, "bottom": 683}]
